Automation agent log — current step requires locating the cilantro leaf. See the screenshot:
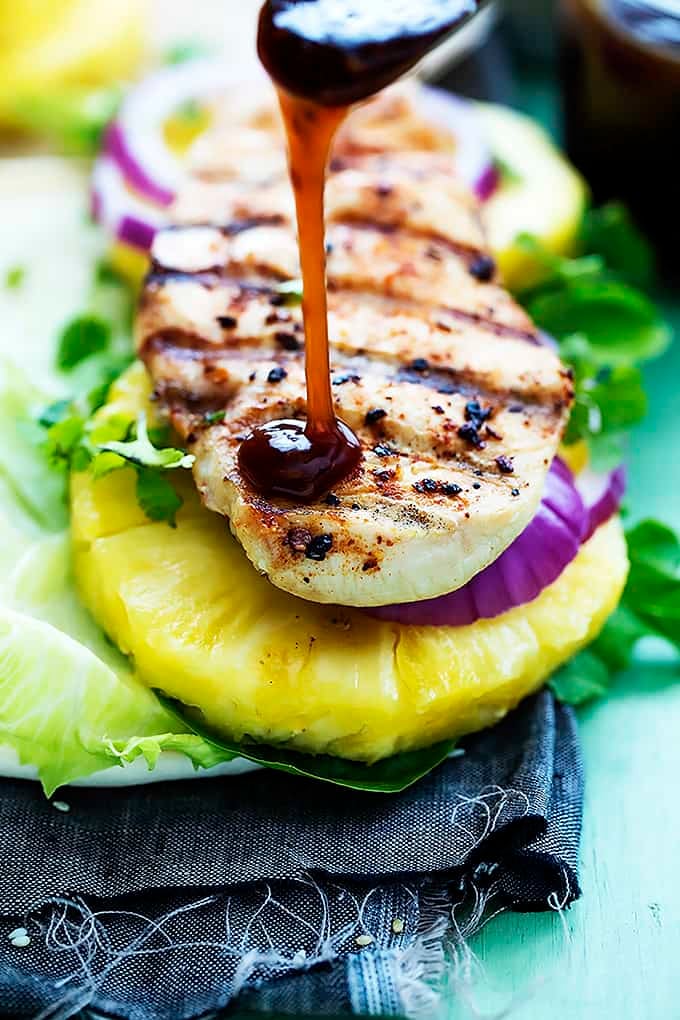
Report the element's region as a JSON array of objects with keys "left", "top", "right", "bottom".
[
  {"left": 57, "top": 316, "right": 111, "bottom": 371},
  {"left": 564, "top": 362, "right": 647, "bottom": 448},
  {"left": 136, "top": 469, "right": 183, "bottom": 527},
  {"left": 549, "top": 650, "right": 611, "bottom": 706},
  {"left": 513, "top": 212, "right": 671, "bottom": 462},
  {"left": 579, "top": 202, "right": 655, "bottom": 290},
  {"left": 550, "top": 521, "right": 680, "bottom": 708},
  {"left": 44, "top": 416, "right": 88, "bottom": 472},
  {"left": 526, "top": 279, "right": 670, "bottom": 367},
  {"left": 623, "top": 520, "right": 680, "bottom": 651},
  {"left": 98, "top": 413, "right": 195, "bottom": 471}
]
